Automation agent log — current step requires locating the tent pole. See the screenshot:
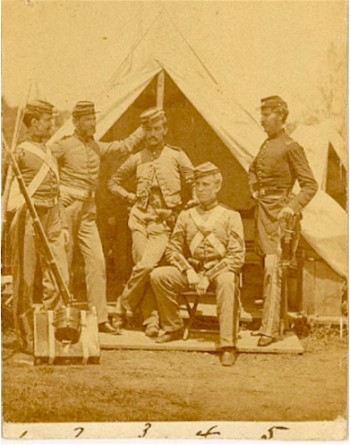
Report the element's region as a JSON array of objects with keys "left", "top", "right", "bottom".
[{"left": 156, "top": 70, "right": 165, "bottom": 108}]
